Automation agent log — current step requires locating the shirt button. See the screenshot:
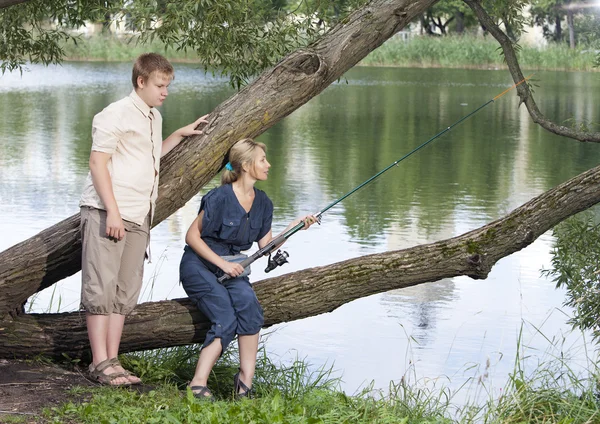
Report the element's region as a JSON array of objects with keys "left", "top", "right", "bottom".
[{"left": 230, "top": 222, "right": 233, "bottom": 225}]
